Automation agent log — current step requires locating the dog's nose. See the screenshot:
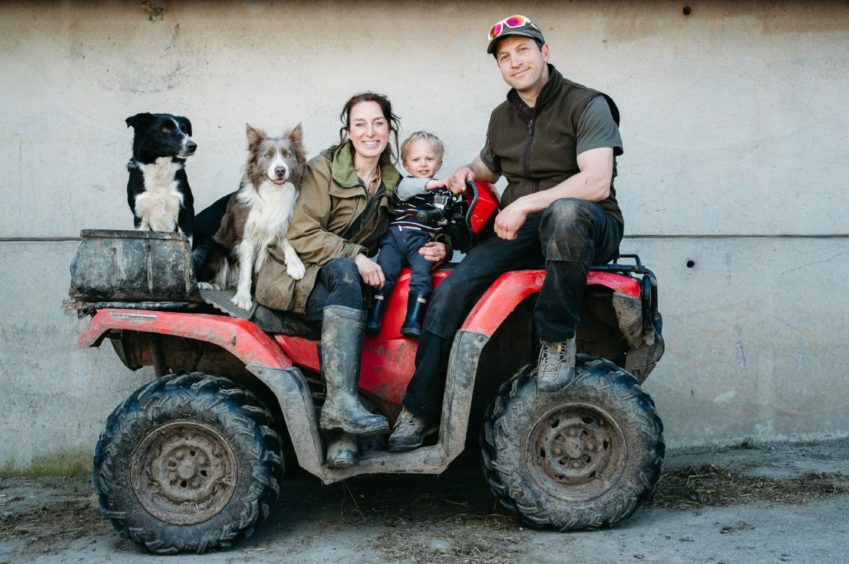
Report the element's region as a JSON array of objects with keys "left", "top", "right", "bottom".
[
  {"left": 275, "top": 166, "right": 286, "bottom": 178},
  {"left": 186, "top": 141, "right": 197, "bottom": 153}
]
